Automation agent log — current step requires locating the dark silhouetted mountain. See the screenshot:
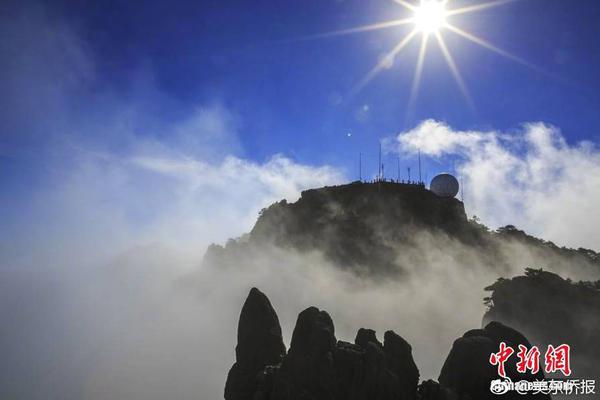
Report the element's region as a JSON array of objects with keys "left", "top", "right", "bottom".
[
  {"left": 483, "top": 268, "right": 600, "bottom": 378},
  {"left": 225, "top": 288, "right": 551, "bottom": 400},
  {"left": 211, "top": 182, "right": 600, "bottom": 397},
  {"left": 205, "top": 182, "right": 470, "bottom": 275},
  {"left": 204, "top": 182, "right": 600, "bottom": 277}
]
